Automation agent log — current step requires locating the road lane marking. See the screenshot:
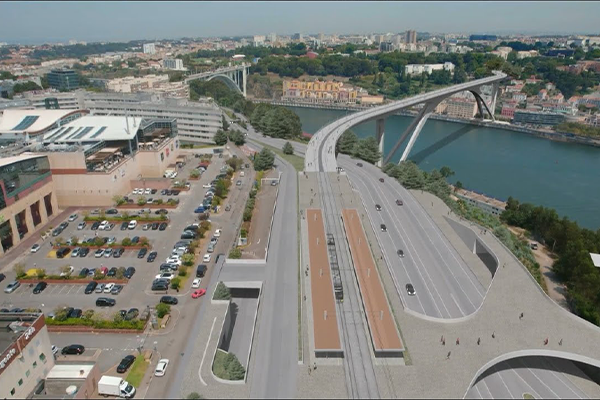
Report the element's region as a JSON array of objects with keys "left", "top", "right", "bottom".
[{"left": 199, "top": 316, "right": 217, "bottom": 386}]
